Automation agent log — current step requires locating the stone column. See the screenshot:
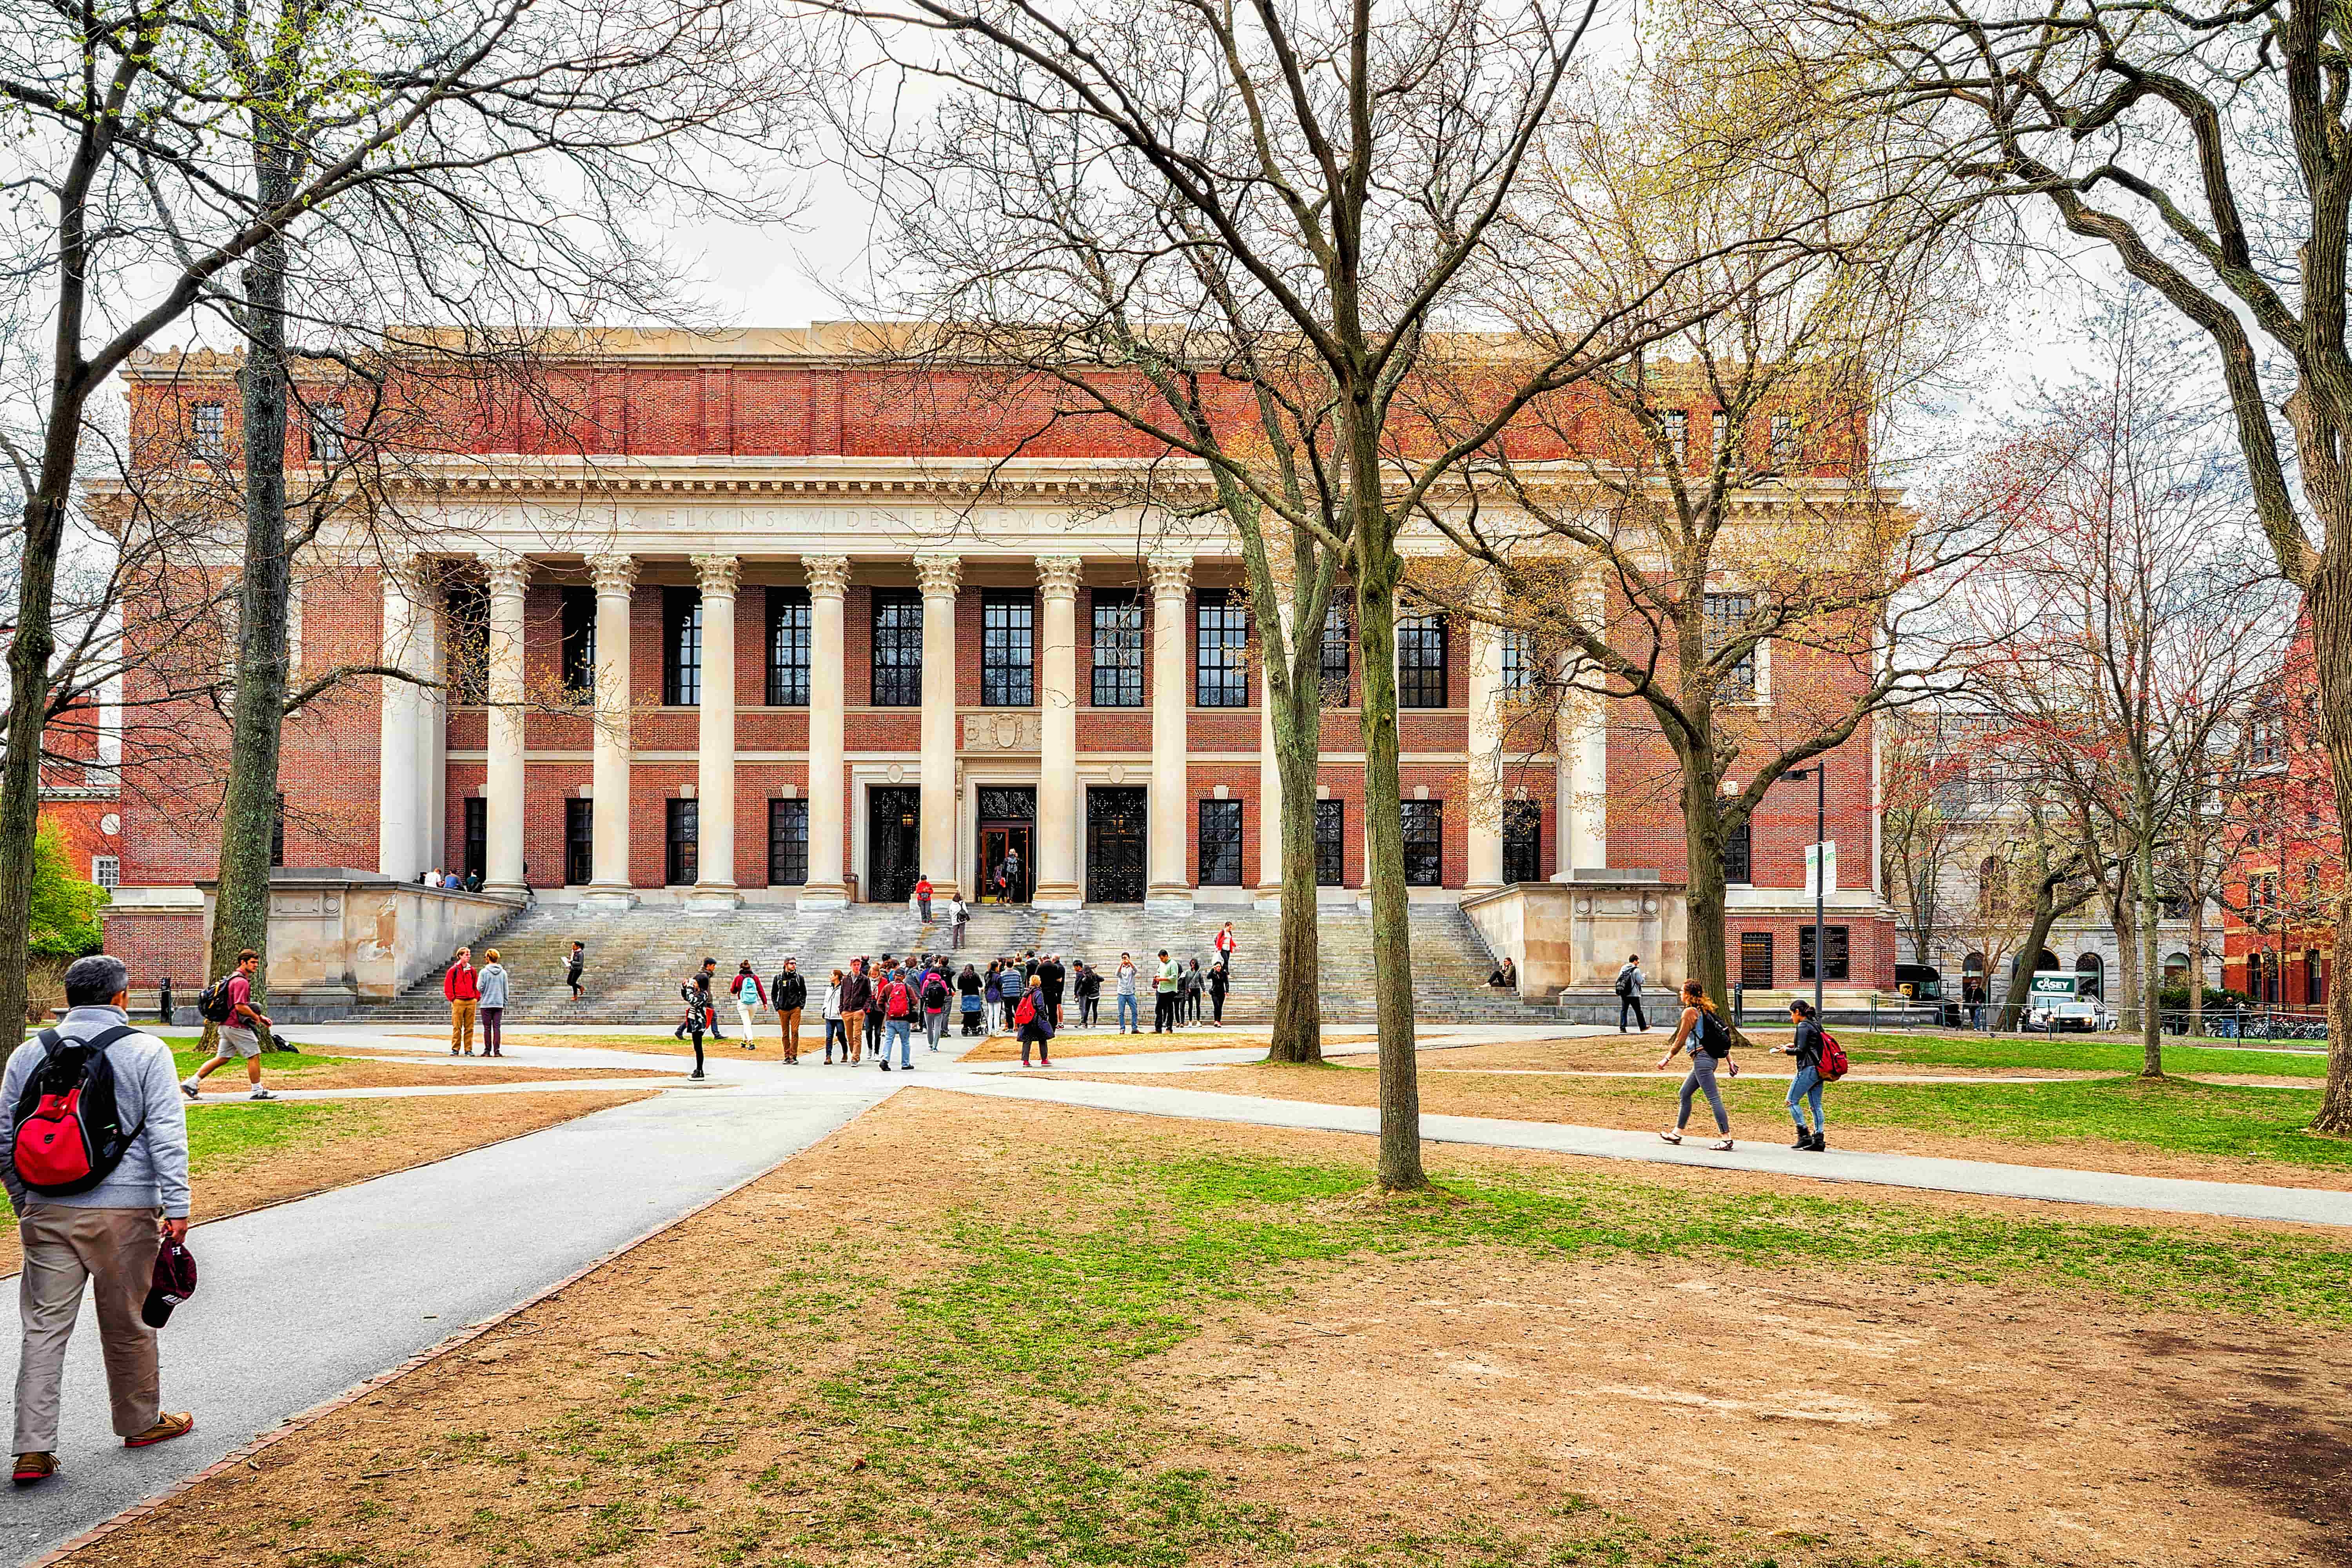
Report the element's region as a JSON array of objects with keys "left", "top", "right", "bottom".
[
  {"left": 915, "top": 553, "right": 963, "bottom": 895},
  {"left": 800, "top": 556, "right": 851, "bottom": 905},
  {"left": 689, "top": 554, "right": 741, "bottom": 910},
  {"left": 1147, "top": 552, "right": 1192, "bottom": 904},
  {"left": 1465, "top": 614, "right": 1504, "bottom": 891},
  {"left": 483, "top": 553, "right": 529, "bottom": 897},
  {"left": 583, "top": 553, "right": 637, "bottom": 908},
  {"left": 1568, "top": 691, "right": 1608, "bottom": 873},
  {"left": 376, "top": 555, "right": 430, "bottom": 881},
  {"left": 1034, "top": 556, "right": 1084, "bottom": 908}
]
